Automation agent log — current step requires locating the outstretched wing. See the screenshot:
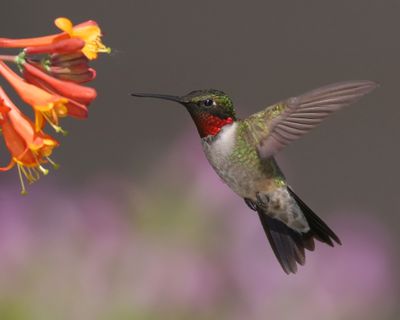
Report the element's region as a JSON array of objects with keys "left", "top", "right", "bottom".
[{"left": 252, "top": 81, "right": 378, "bottom": 159}]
